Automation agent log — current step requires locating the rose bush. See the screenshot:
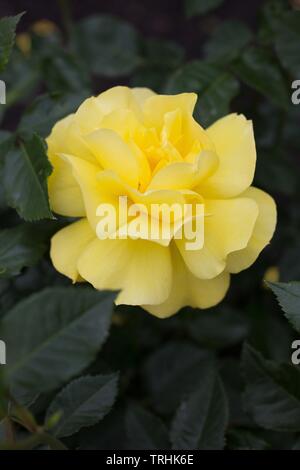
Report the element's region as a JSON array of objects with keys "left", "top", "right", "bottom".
[{"left": 48, "top": 86, "right": 276, "bottom": 317}]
